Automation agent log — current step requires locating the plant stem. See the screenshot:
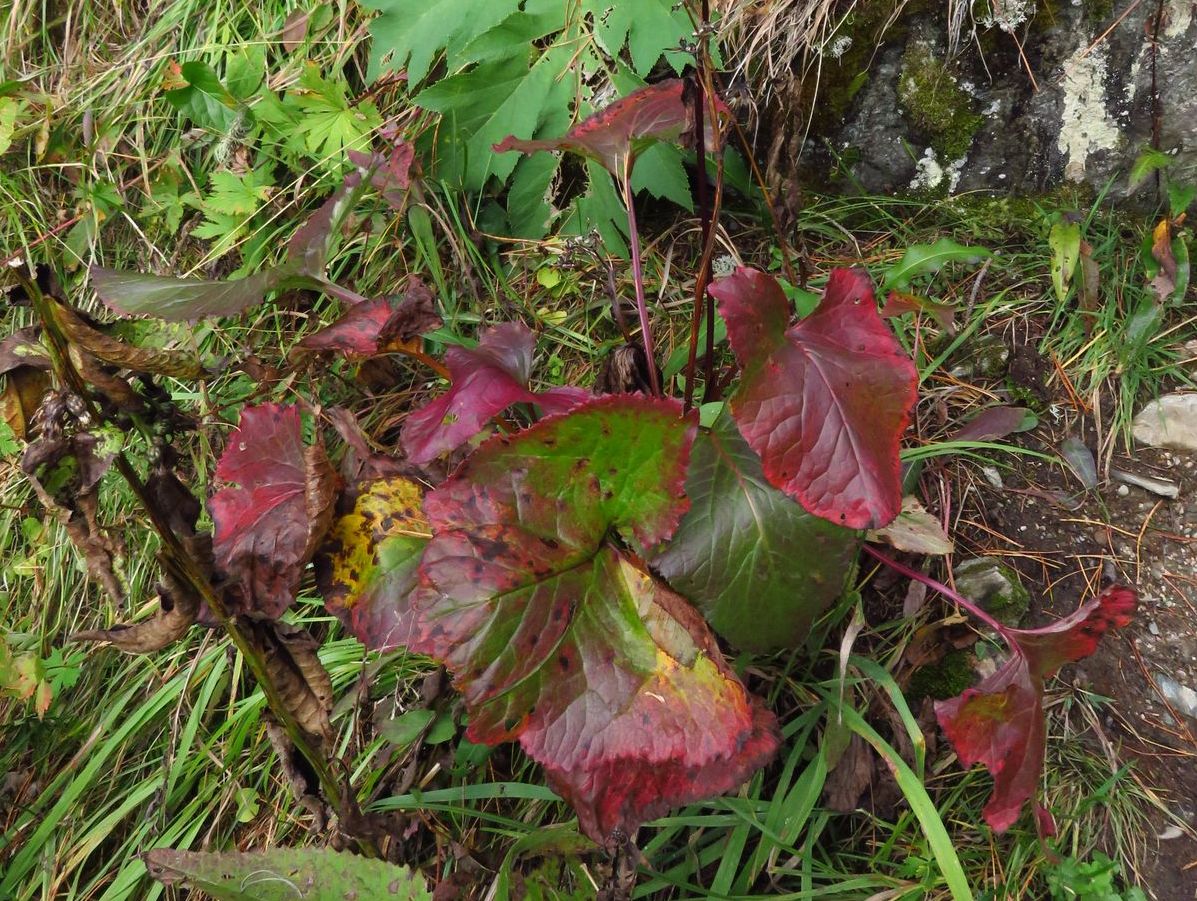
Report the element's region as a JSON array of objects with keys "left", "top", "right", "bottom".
[
  {"left": 683, "top": 5, "right": 715, "bottom": 413},
  {"left": 862, "top": 544, "right": 1012, "bottom": 643},
  {"left": 620, "top": 165, "right": 661, "bottom": 397}
]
